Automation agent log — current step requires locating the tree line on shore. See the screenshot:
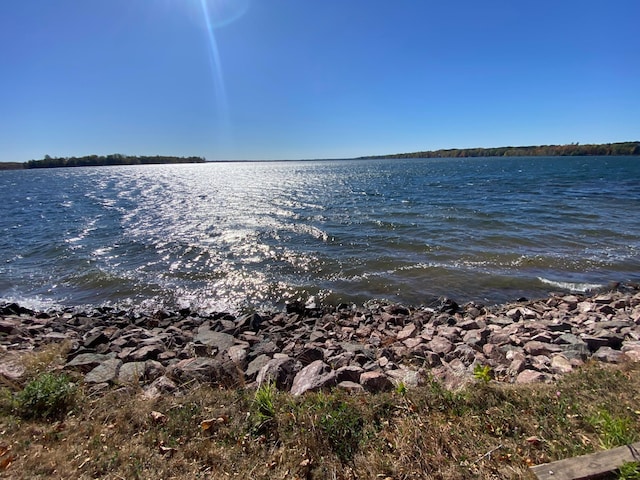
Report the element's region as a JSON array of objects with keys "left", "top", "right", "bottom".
[
  {"left": 362, "top": 141, "right": 640, "bottom": 159},
  {"left": 24, "top": 154, "right": 206, "bottom": 169}
]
